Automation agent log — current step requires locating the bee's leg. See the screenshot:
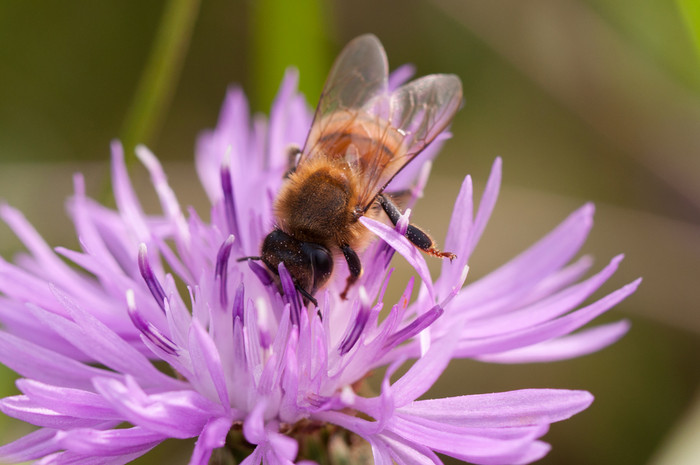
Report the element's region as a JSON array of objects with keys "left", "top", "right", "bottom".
[
  {"left": 377, "top": 194, "right": 456, "bottom": 260},
  {"left": 340, "top": 244, "right": 362, "bottom": 300},
  {"left": 284, "top": 144, "right": 302, "bottom": 178},
  {"left": 294, "top": 284, "right": 318, "bottom": 308}
]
